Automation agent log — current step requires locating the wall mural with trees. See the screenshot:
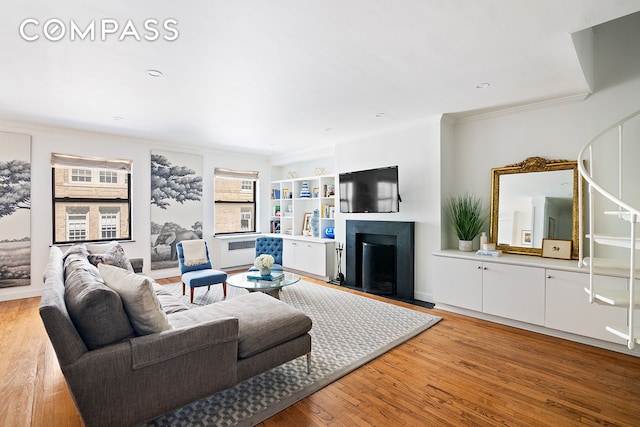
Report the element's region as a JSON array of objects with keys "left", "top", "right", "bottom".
[
  {"left": 150, "top": 150, "right": 203, "bottom": 270},
  {"left": 0, "top": 132, "right": 31, "bottom": 288}
]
